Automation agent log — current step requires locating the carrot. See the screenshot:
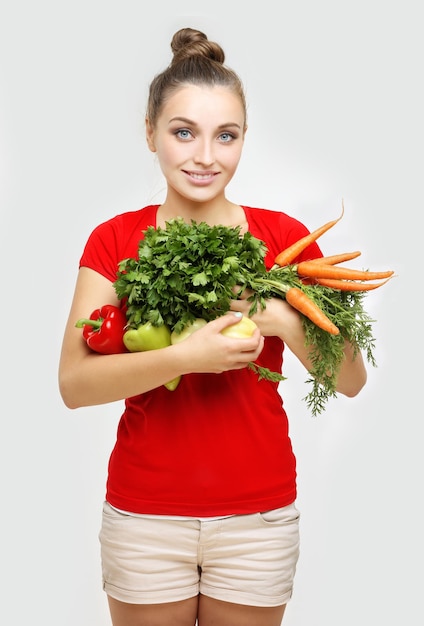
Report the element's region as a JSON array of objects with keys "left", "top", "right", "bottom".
[
  {"left": 285, "top": 287, "right": 340, "bottom": 335},
  {"left": 308, "top": 251, "right": 362, "bottom": 265},
  {"left": 315, "top": 277, "right": 392, "bottom": 291},
  {"left": 272, "top": 201, "right": 345, "bottom": 268},
  {"left": 296, "top": 261, "right": 394, "bottom": 282}
]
